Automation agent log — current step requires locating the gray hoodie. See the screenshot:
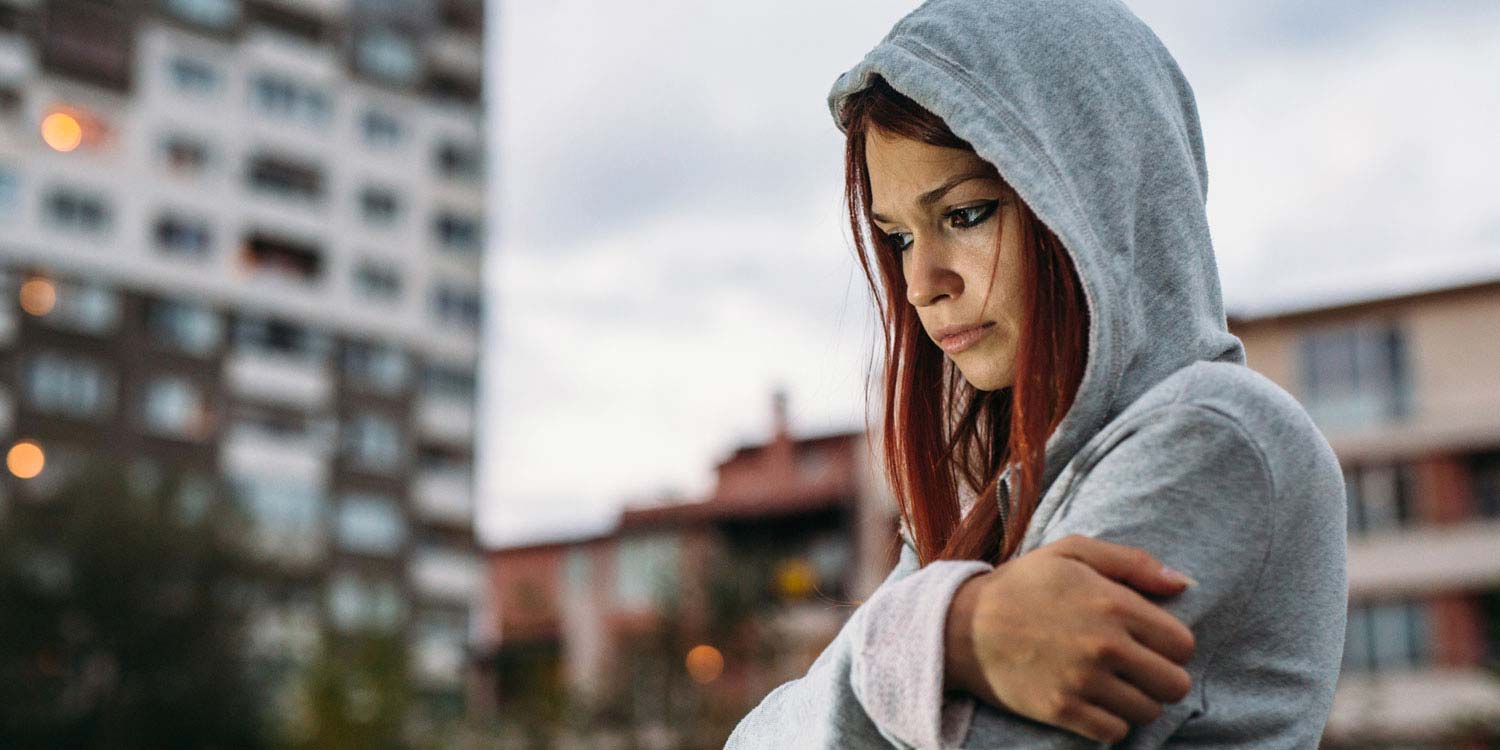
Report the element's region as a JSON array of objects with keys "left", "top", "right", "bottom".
[{"left": 724, "top": 0, "right": 1348, "bottom": 748}]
